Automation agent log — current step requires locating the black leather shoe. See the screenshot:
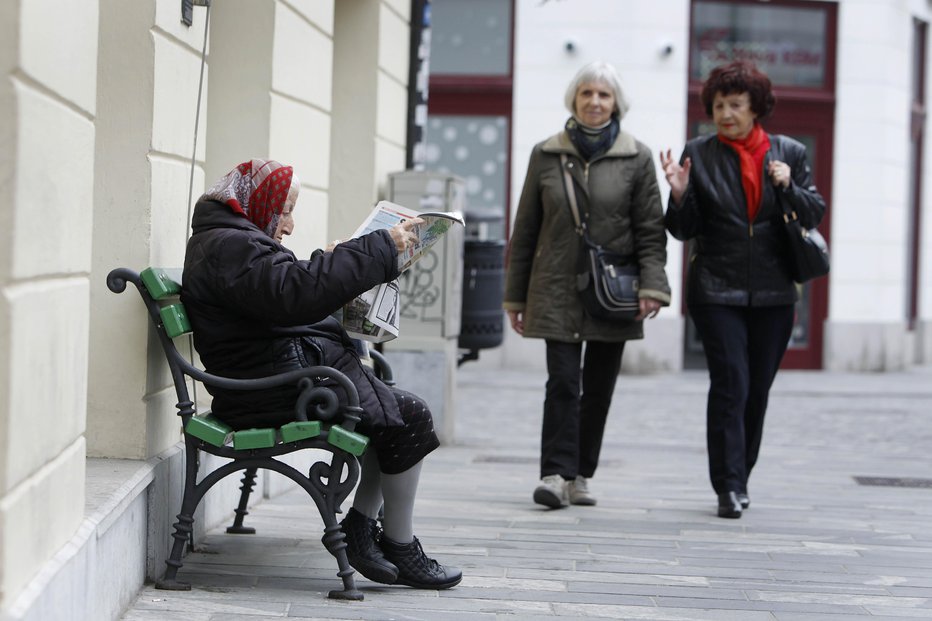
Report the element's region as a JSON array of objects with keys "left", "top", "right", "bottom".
[
  {"left": 339, "top": 508, "right": 398, "bottom": 584},
  {"left": 736, "top": 492, "right": 750, "bottom": 509},
  {"left": 717, "top": 492, "right": 742, "bottom": 518},
  {"left": 380, "top": 535, "right": 463, "bottom": 589}
]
